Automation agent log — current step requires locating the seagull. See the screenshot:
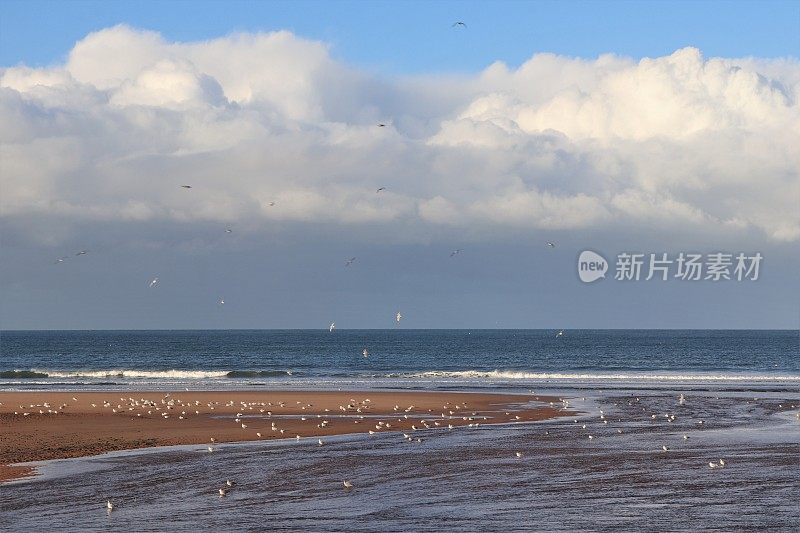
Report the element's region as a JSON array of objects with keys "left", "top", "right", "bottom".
[
  {"left": 556, "top": 330, "right": 564, "bottom": 337},
  {"left": 546, "top": 242, "right": 556, "bottom": 248},
  {"left": 54, "top": 257, "right": 68, "bottom": 264},
  {"left": 450, "top": 249, "right": 463, "bottom": 257},
  {"left": 515, "top": 451, "right": 523, "bottom": 458},
  {"left": 225, "top": 228, "right": 233, "bottom": 233},
  {"left": 345, "top": 257, "right": 357, "bottom": 267},
  {"left": 708, "top": 462, "right": 718, "bottom": 469},
  {"left": 395, "top": 311, "right": 402, "bottom": 324},
  {"left": 106, "top": 500, "right": 114, "bottom": 511},
  {"left": 662, "top": 445, "right": 669, "bottom": 452},
  {"left": 318, "top": 438, "right": 324, "bottom": 446},
  {"left": 149, "top": 277, "right": 159, "bottom": 288},
  {"left": 75, "top": 250, "right": 89, "bottom": 256},
  {"left": 329, "top": 322, "right": 335, "bottom": 332},
  {"left": 377, "top": 123, "right": 387, "bottom": 127},
  {"left": 343, "top": 480, "right": 353, "bottom": 489},
  {"left": 376, "top": 187, "right": 386, "bottom": 193},
  {"left": 218, "top": 488, "right": 228, "bottom": 497},
  {"left": 452, "top": 21, "right": 467, "bottom": 28},
  {"left": 267, "top": 201, "right": 276, "bottom": 207},
  {"left": 180, "top": 185, "right": 192, "bottom": 189},
  {"left": 362, "top": 348, "right": 369, "bottom": 358},
  {"left": 218, "top": 298, "right": 225, "bottom": 306},
  {"left": 226, "top": 479, "right": 234, "bottom": 487}
]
